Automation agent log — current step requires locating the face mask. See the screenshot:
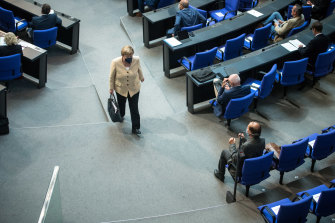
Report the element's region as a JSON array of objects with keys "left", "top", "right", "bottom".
[{"left": 125, "top": 57, "right": 132, "bottom": 64}]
